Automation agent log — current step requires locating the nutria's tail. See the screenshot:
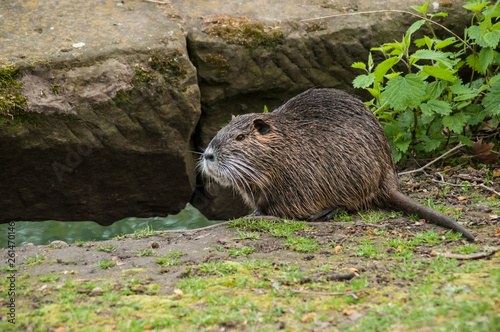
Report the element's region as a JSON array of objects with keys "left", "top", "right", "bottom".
[{"left": 387, "top": 190, "right": 475, "bottom": 241}]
